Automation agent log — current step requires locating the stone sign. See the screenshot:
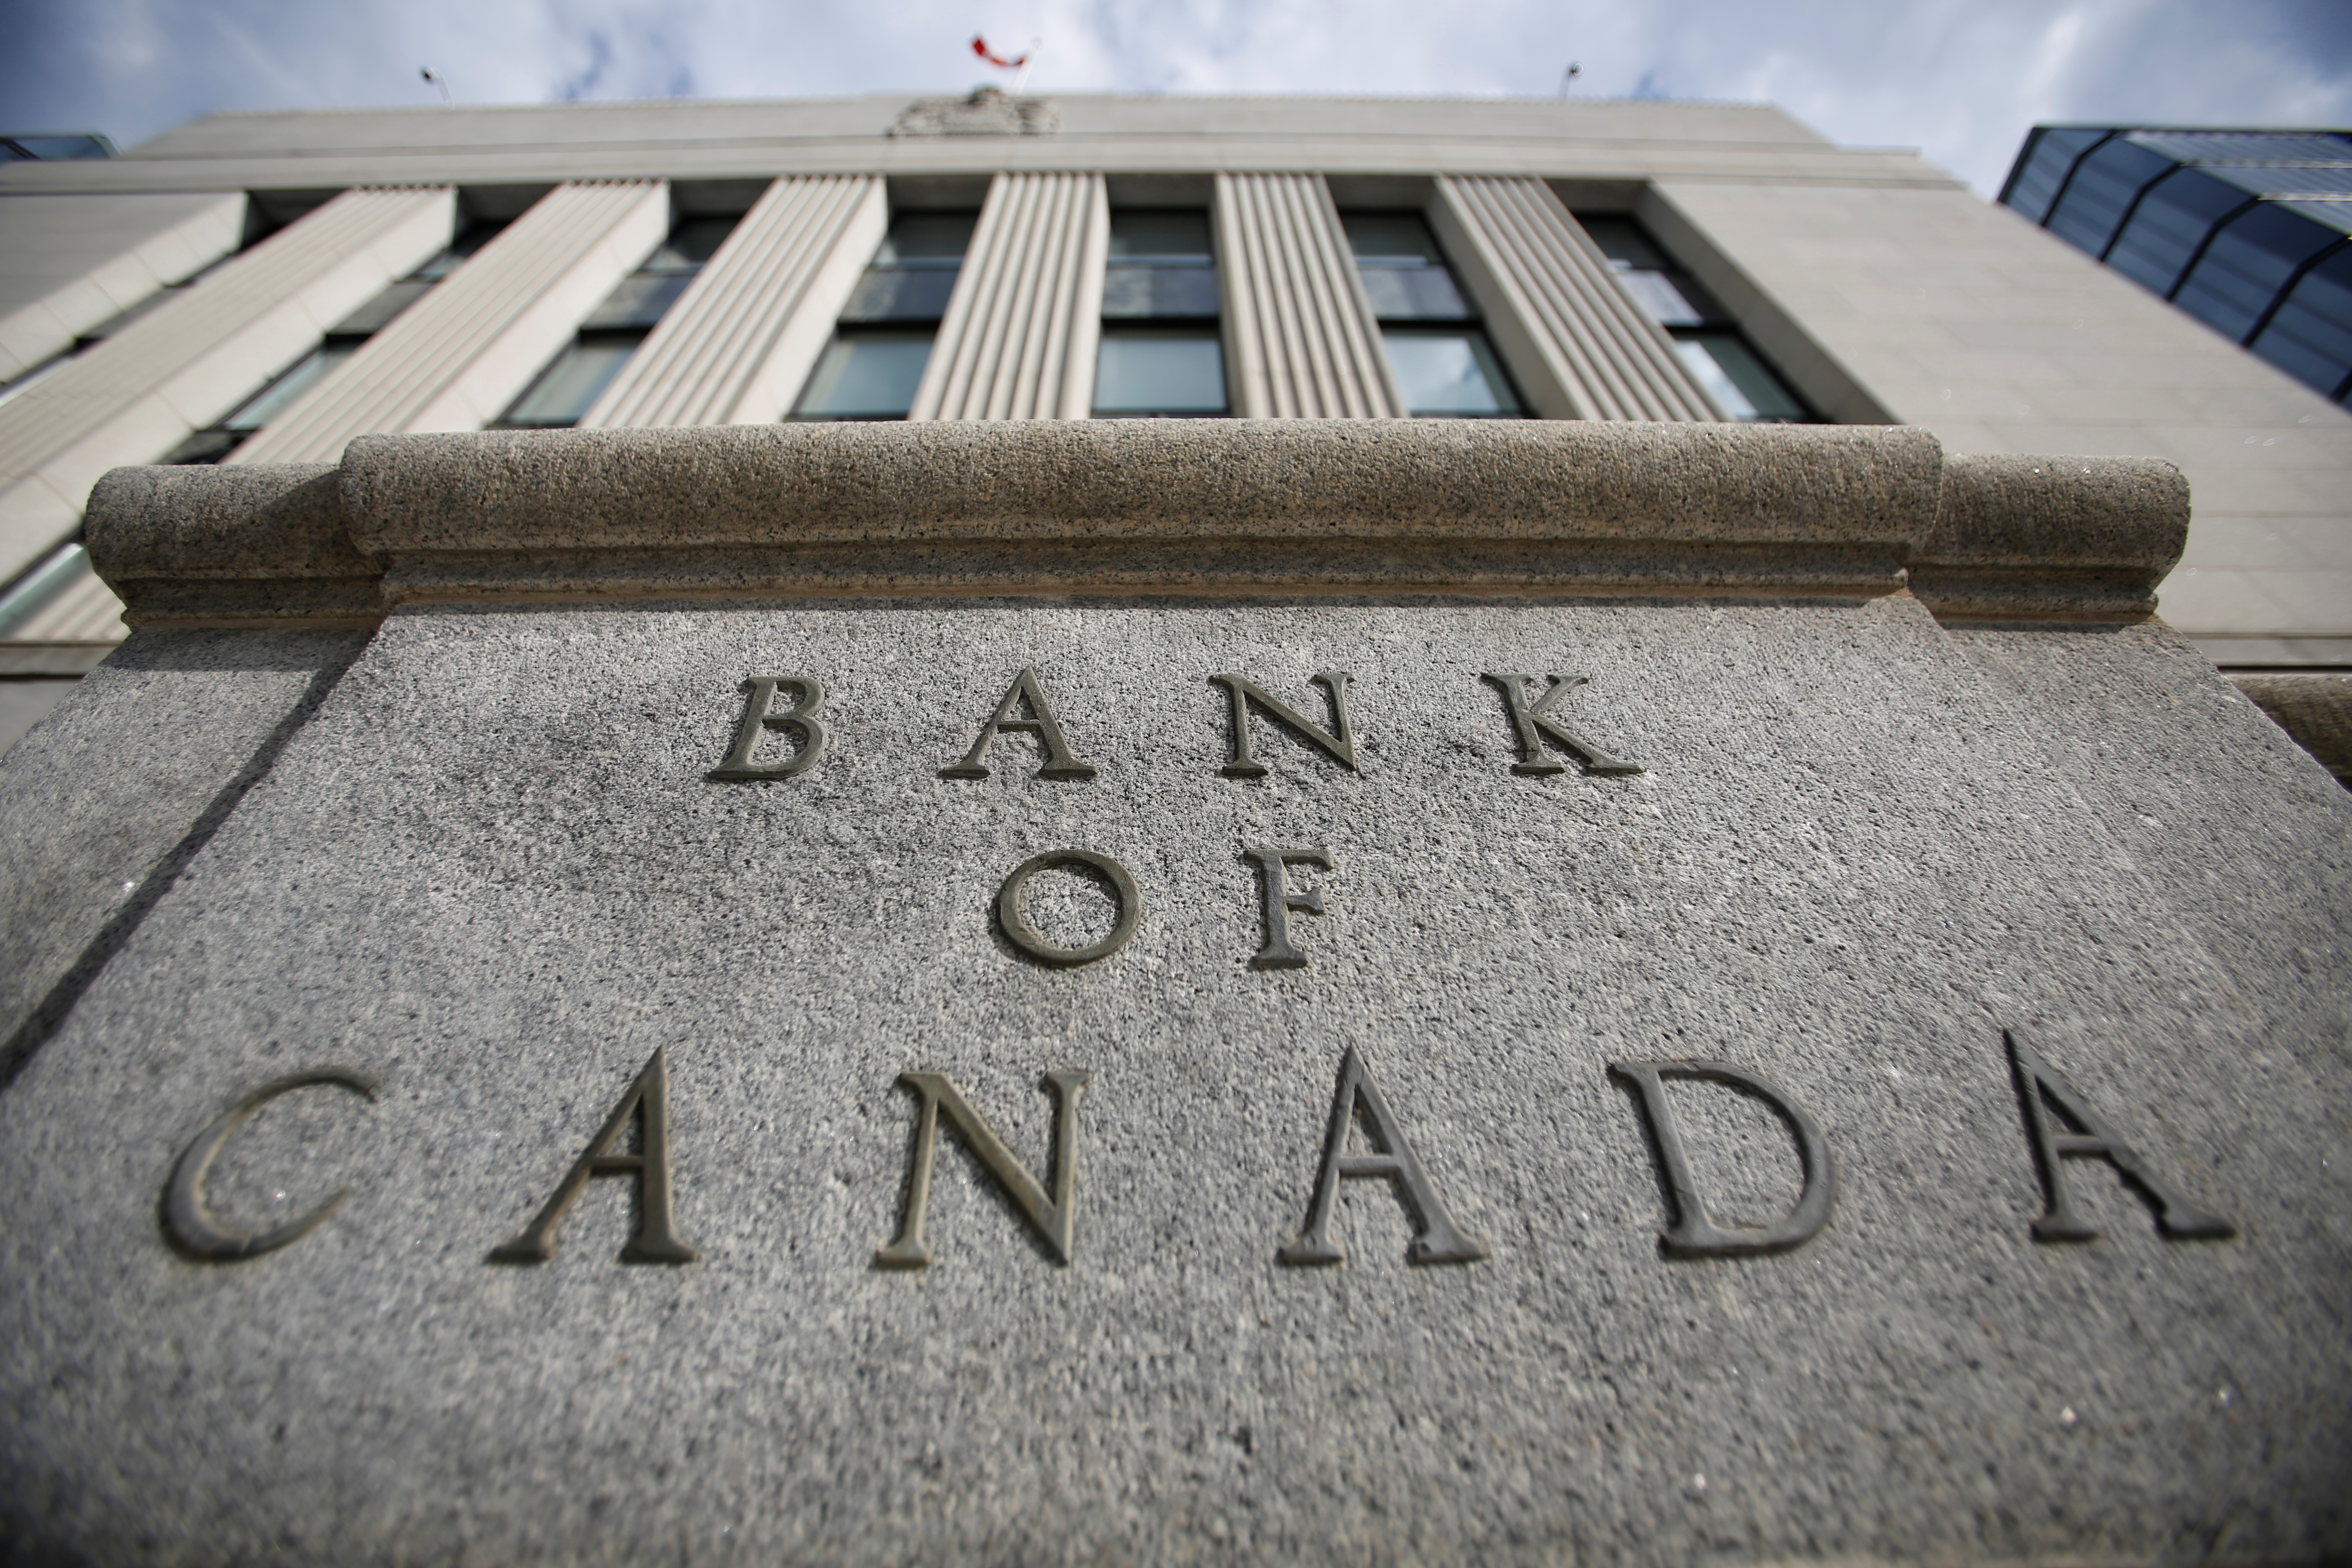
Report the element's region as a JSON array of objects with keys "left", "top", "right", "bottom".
[{"left": 1, "top": 422, "right": 2346, "bottom": 1563}]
